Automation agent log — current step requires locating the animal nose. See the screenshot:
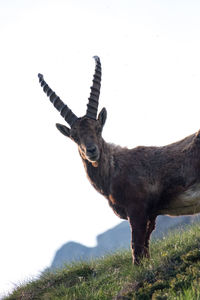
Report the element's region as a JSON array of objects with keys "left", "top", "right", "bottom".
[{"left": 86, "top": 144, "right": 97, "bottom": 154}]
